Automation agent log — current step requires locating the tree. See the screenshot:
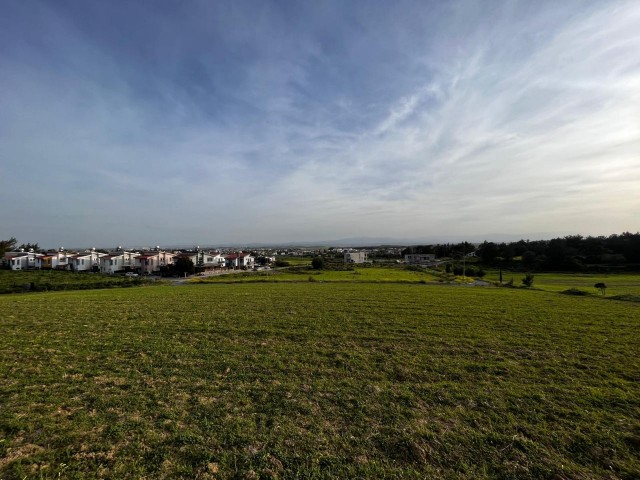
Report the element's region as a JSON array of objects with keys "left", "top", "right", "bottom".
[
  {"left": 477, "top": 241, "right": 499, "bottom": 264},
  {"left": 173, "top": 257, "right": 195, "bottom": 276},
  {"left": 18, "top": 242, "right": 41, "bottom": 252},
  {"left": 546, "top": 238, "right": 567, "bottom": 268},
  {"left": 0, "top": 237, "right": 17, "bottom": 257},
  {"left": 522, "top": 250, "right": 537, "bottom": 267},
  {"left": 255, "top": 256, "right": 269, "bottom": 266},
  {"left": 311, "top": 256, "right": 325, "bottom": 270},
  {"left": 499, "top": 243, "right": 515, "bottom": 263},
  {"left": 594, "top": 282, "right": 607, "bottom": 295}
]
